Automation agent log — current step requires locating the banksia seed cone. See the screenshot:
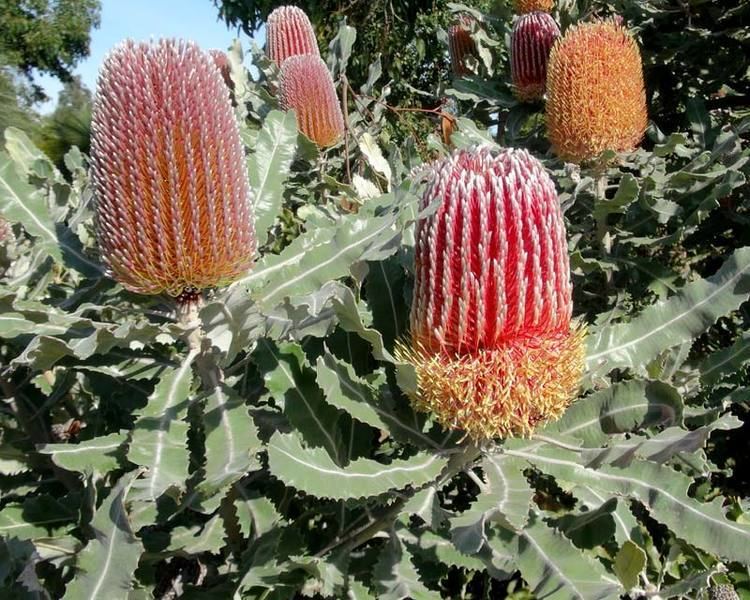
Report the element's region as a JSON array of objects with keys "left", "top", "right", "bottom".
[
  {"left": 278, "top": 54, "right": 344, "bottom": 147},
  {"left": 546, "top": 19, "right": 647, "bottom": 163},
  {"left": 511, "top": 12, "right": 560, "bottom": 102},
  {"left": 396, "top": 146, "right": 585, "bottom": 440},
  {"left": 513, "top": 0, "right": 554, "bottom": 13},
  {"left": 266, "top": 5, "right": 319, "bottom": 66},
  {"left": 91, "top": 39, "right": 256, "bottom": 296},
  {"left": 448, "top": 16, "right": 478, "bottom": 76}
]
